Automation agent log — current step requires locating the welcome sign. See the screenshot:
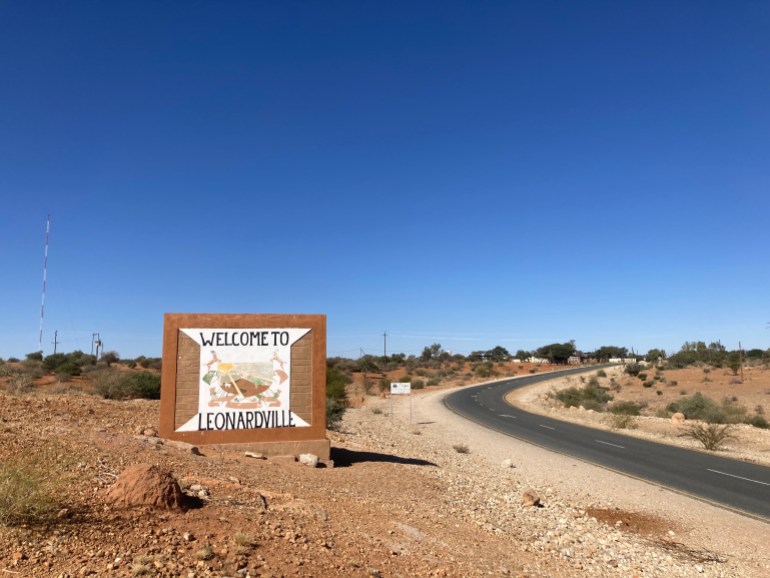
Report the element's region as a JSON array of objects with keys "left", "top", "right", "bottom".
[
  {"left": 159, "top": 314, "right": 329, "bottom": 459},
  {"left": 175, "top": 328, "right": 311, "bottom": 432}
]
